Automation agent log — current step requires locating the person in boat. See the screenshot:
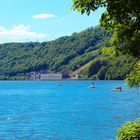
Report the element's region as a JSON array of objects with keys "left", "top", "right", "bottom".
[
  {"left": 115, "top": 86, "right": 122, "bottom": 91},
  {"left": 118, "top": 87, "right": 122, "bottom": 91},
  {"left": 90, "top": 82, "right": 95, "bottom": 88}
]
